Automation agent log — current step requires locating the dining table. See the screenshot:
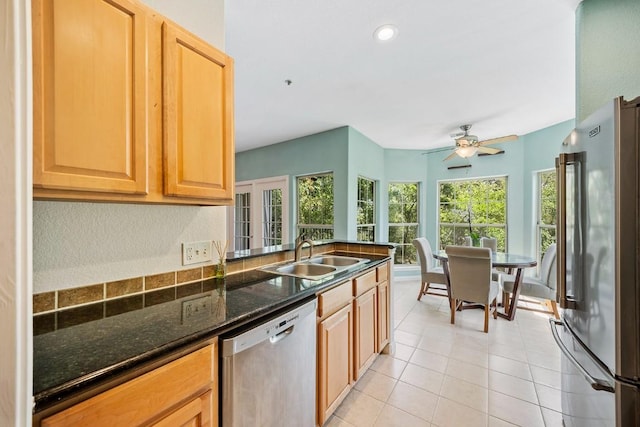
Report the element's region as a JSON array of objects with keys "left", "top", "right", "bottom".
[{"left": 433, "top": 249, "right": 537, "bottom": 321}]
